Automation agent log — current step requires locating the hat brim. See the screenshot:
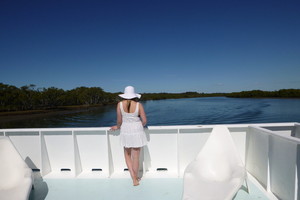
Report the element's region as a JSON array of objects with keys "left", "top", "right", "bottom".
[{"left": 119, "top": 93, "right": 141, "bottom": 99}]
